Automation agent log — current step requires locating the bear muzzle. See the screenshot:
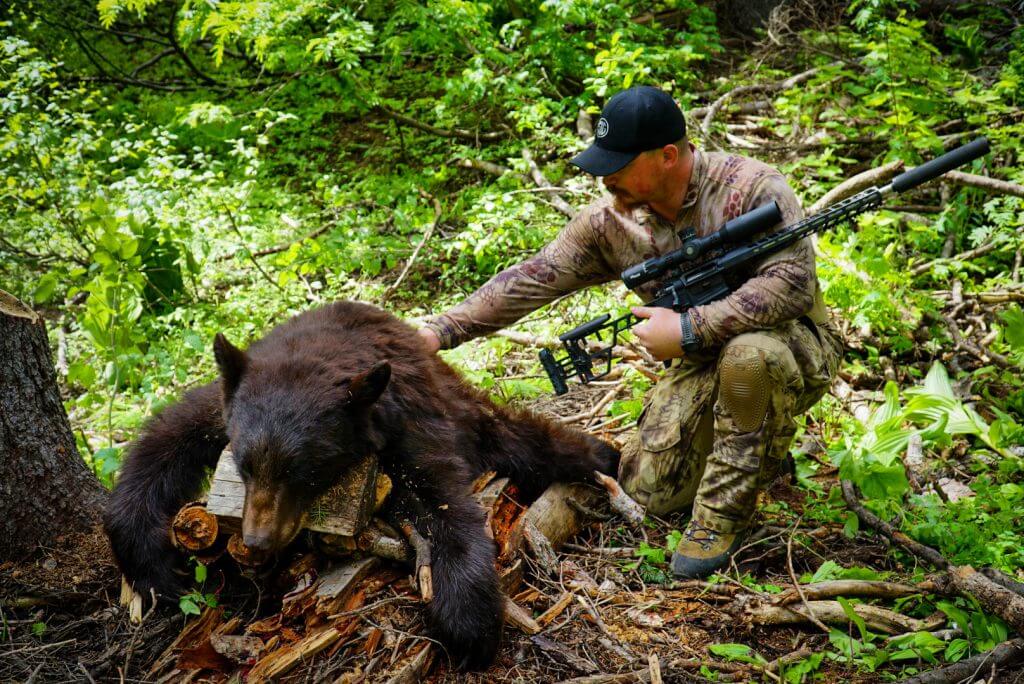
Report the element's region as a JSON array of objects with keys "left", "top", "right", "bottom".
[{"left": 241, "top": 485, "right": 307, "bottom": 551}]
